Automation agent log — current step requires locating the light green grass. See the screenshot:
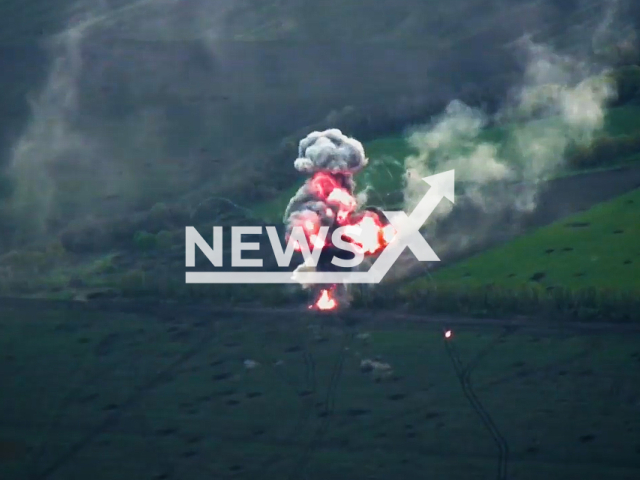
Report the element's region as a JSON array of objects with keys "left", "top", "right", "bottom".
[
  {"left": 255, "top": 105, "right": 640, "bottom": 223},
  {"left": 408, "top": 187, "right": 640, "bottom": 292},
  {"left": 1, "top": 305, "right": 639, "bottom": 479}
]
